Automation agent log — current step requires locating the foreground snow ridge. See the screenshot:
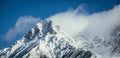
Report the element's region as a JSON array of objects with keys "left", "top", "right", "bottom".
[{"left": 0, "top": 20, "right": 96, "bottom": 58}]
